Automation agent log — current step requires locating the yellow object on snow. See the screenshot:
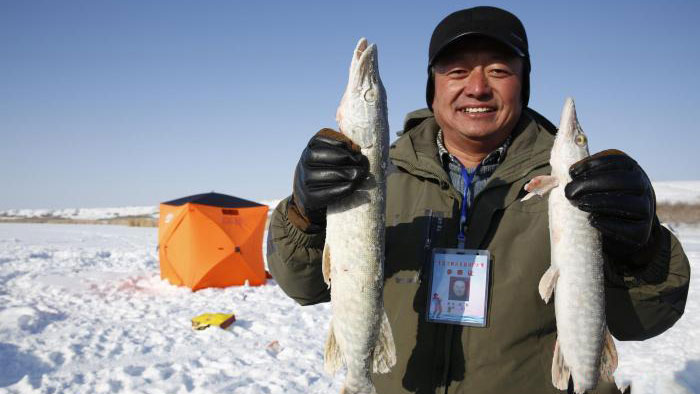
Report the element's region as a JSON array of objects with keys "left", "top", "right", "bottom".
[{"left": 191, "top": 313, "right": 236, "bottom": 330}]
